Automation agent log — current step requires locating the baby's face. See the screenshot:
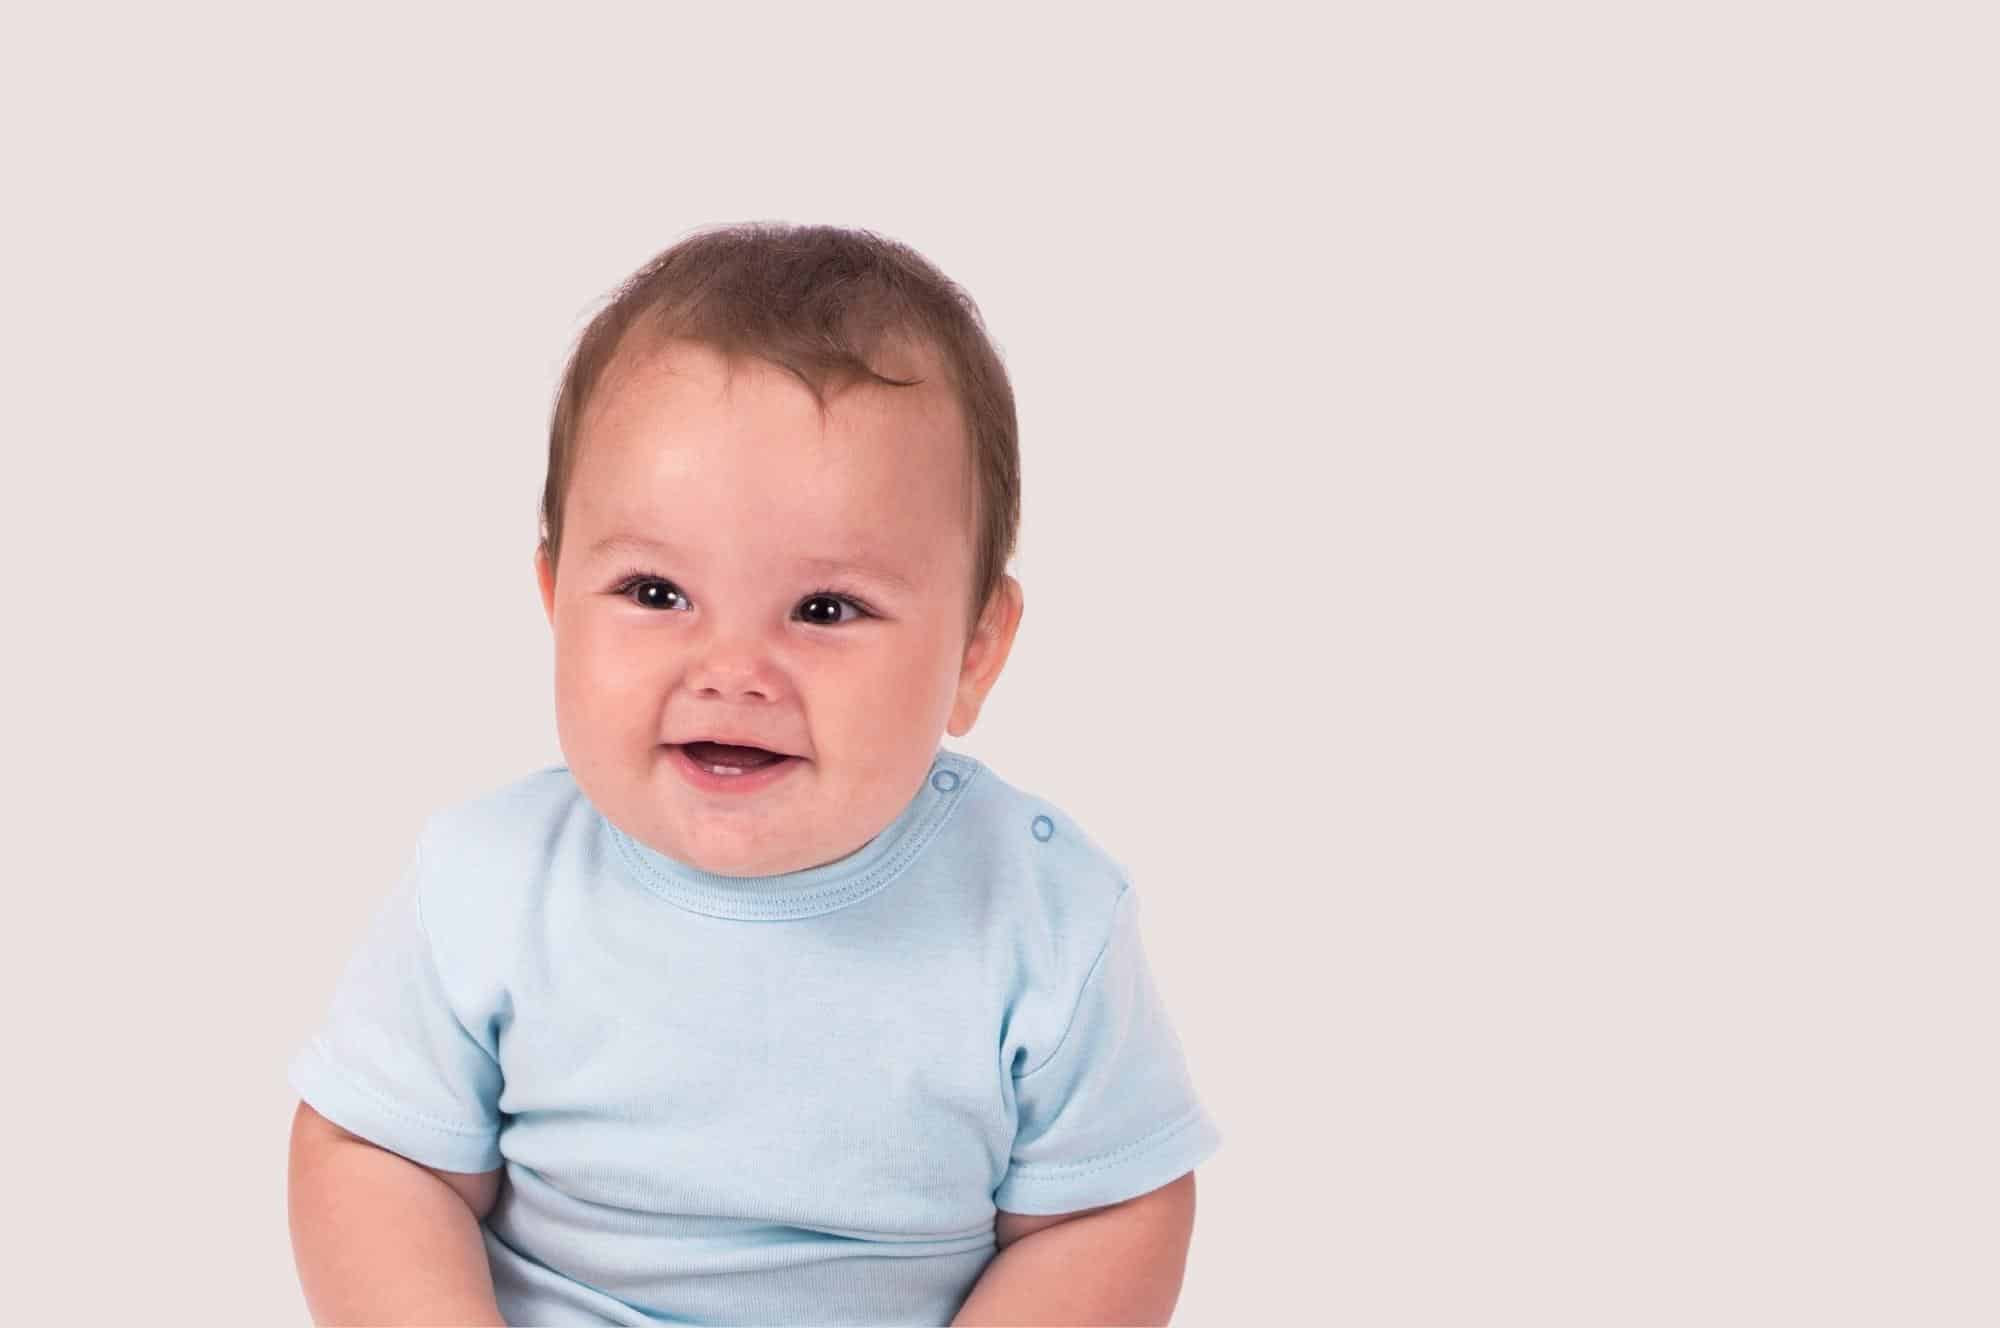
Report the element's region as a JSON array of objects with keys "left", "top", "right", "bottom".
[{"left": 536, "top": 336, "right": 1019, "bottom": 877}]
